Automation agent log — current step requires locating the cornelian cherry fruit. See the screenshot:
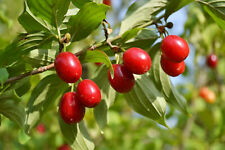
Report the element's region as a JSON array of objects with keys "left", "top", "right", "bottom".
[
  {"left": 207, "top": 54, "right": 218, "bottom": 68},
  {"left": 58, "top": 144, "right": 71, "bottom": 150},
  {"left": 108, "top": 64, "right": 135, "bottom": 93},
  {"left": 59, "top": 92, "right": 85, "bottom": 124},
  {"left": 77, "top": 79, "right": 101, "bottom": 108},
  {"left": 54, "top": 52, "right": 82, "bottom": 83},
  {"left": 123, "top": 47, "right": 151, "bottom": 74},
  {"left": 199, "top": 87, "right": 216, "bottom": 104},
  {"left": 161, "top": 35, "right": 189, "bottom": 62},
  {"left": 160, "top": 55, "right": 185, "bottom": 77},
  {"left": 103, "top": 0, "right": 111, "bottom": 6},
  {"left": 36, "top": 123, "right": 45, "bottom": 134}
]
